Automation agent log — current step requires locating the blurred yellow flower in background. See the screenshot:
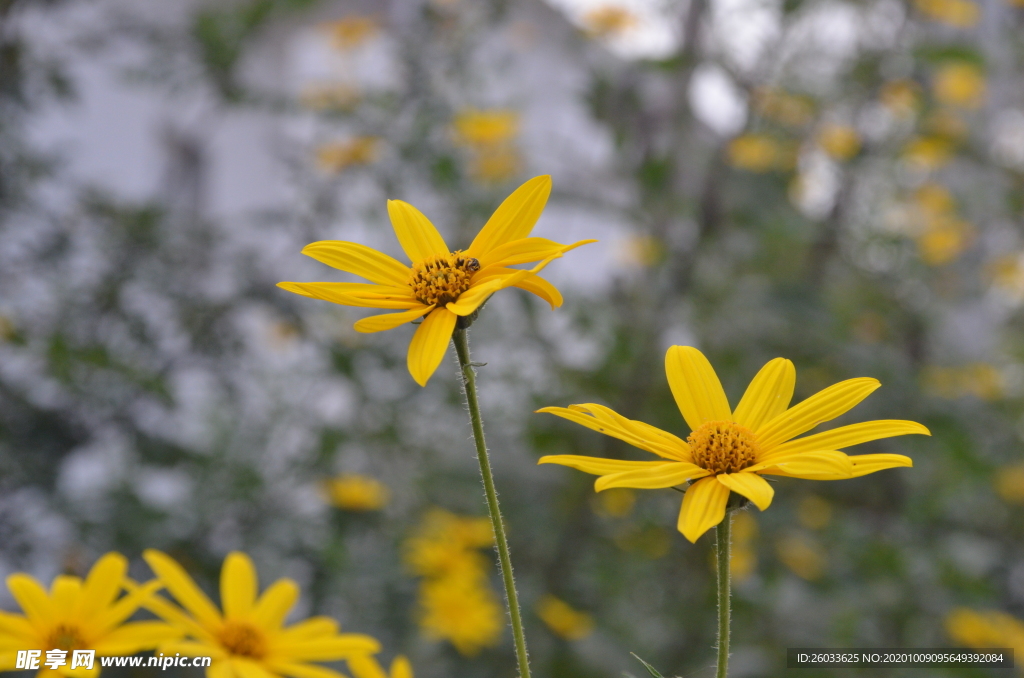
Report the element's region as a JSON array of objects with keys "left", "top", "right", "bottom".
[
  {"left": 594, "top": 488, "right": 636, "bottom": 517},
  {"left": 817, "top": 124, "right": 861, "bottom": 161},
  {"left": 933, "top": 62, "right": 986, "bottom": 108},
  {"left": 469, "top": 148, "right": 522, "bottom": 184},
  {"left": 581, "top": 5, "right": 638, "bottom": 38},
  {"left": 880, "top": 80, "right": 923, "bottom": 117},
  {"left": 404, "top": 509, "right": 493, "bottom": 579},
  {"left": 278, "top": 176, "right": 595, "bottom": 385},
  {"left": 730, "top": 511, "right": 758, "bottom": 582},
  {"left": 325, "top": 474, "right": 390, "bottom": 511},
  {"left": 988, "top": 254, "right": 1024, "bottom": 301},
  {"left": 922, "top": 364, "right": 1003, "bottom": 400},
  {"left": 727, "top": 135, "right": 794, "bottom": 173},
  {"left": 322, "top": 16, "right": 379, "bottom": 51},
  {"left": 752, "top": 88, "right": 816, "bottom": 127},
  {"left": 316, "top": 137, "right": 380, "bottom": 173},
  {"left": 299, "top": 84, "right": 361, "bottom": 112},
  {"left": 0, "top": 553, "right": 176, "bottom": 676},
  {"left": 539, "top": 346, "right": 929, "bottom": 542},
  {"left": 797, "top": 494, "right": 833, "bottom": 530},
  {"left": 946, "top": 608, "right": 1024, "bottom": 656},
  {"left": 902, "top": 136, "right": 954, "bottom": 171},
  {"left": 141, "top": 550, "right": 380, "bottom": 678},
  {"left": 536, "top": 595, "right": 594, "bottom": 641},
  {"left": 453, "top": 109, "right": 519, "bottom": 149},
  {"left": 914, "top": 0, "right": 980, "bottom": 26},
  {"left": 618, "top": 235, "right": 665, "bottom": 268},
  {"left": 776, "top": 533, "right": 826, "bottom": 580},
  {"left": 917, "top": 217, "right": 974, "bottom": 265},
  {"left": 994, "top": 464, "right": 1024, "bottom": 504}
]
